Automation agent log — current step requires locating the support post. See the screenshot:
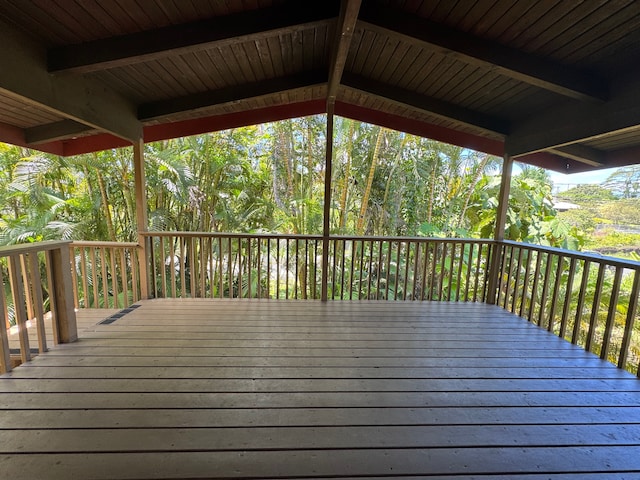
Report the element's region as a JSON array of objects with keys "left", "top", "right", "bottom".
[
  {"left": 486, "top": 154, "right": 513, "bottom": 305},
  {"left": 321, "top": 105, "right": 335, "bottom": 301},
  {"left": 47, "top": 246, "right": 77, "bottom": 343},
  {"left": 133, "top": 139, "right": 150, "bottom": 299}
]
